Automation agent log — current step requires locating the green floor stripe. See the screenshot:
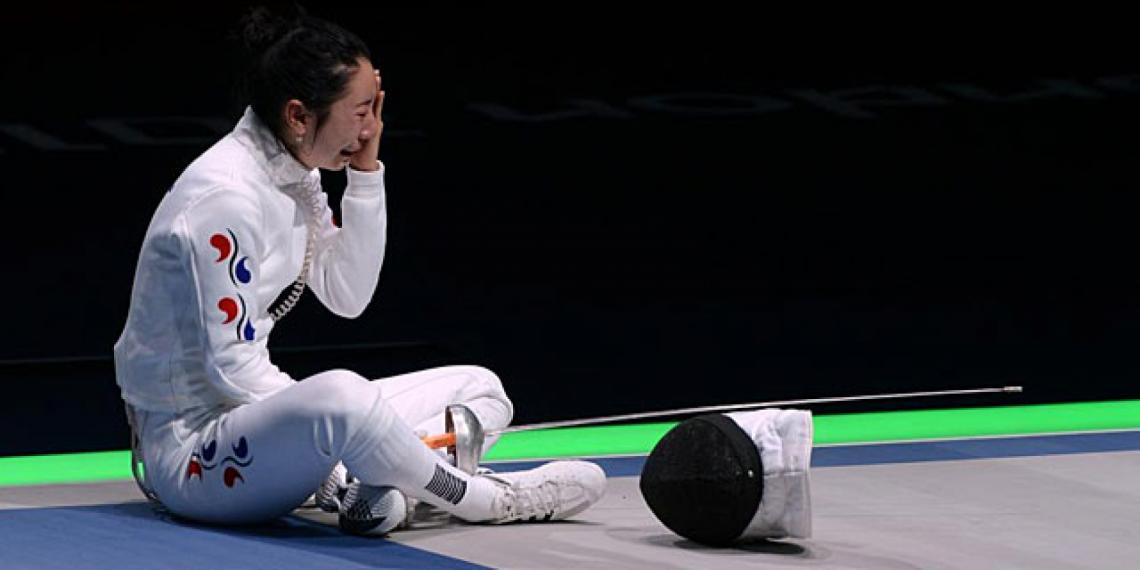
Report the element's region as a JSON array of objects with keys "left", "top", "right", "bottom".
[
  {"left": 3, "top": 400, "right": 1138, "bottom": 486},
  {"left": 0, "top": 450, "right": 132, "bottom": 487},
  {"left": 809, "top": 399, "right": 1140, "bottom": 445},
  {"left": 483, "top": 399, "right": 1140, "bottom": 460}
]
